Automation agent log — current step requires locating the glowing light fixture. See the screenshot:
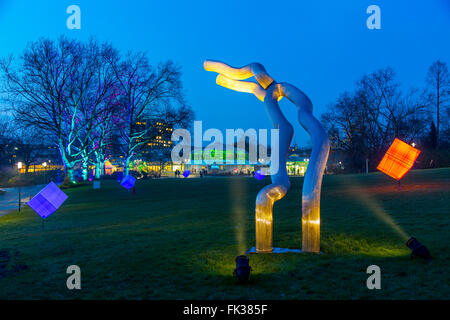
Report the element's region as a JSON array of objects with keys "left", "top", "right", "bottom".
[
  {"left": 17, "top": 162, "right": 23, "bottom": 169},
  {"left": 120, "top": 174, "right": 136, "bottom": 189},
  {"left": 27, "top": 182, "right": 68, "bottom": 219},
  {"left": 406, "top": 237, "right": 431, "bottom": 260},
  {"left": 254, "top": 170, "right": 265, "bottom": 180},
  {"left": 377, "top": 138, "right": 421, "bottom": 181},
  {"left": 234, "top": 255, "right": 251, "bottom": 283},
  {"left": 182, "top": 170, "right": 191, "bottom": 178}
]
